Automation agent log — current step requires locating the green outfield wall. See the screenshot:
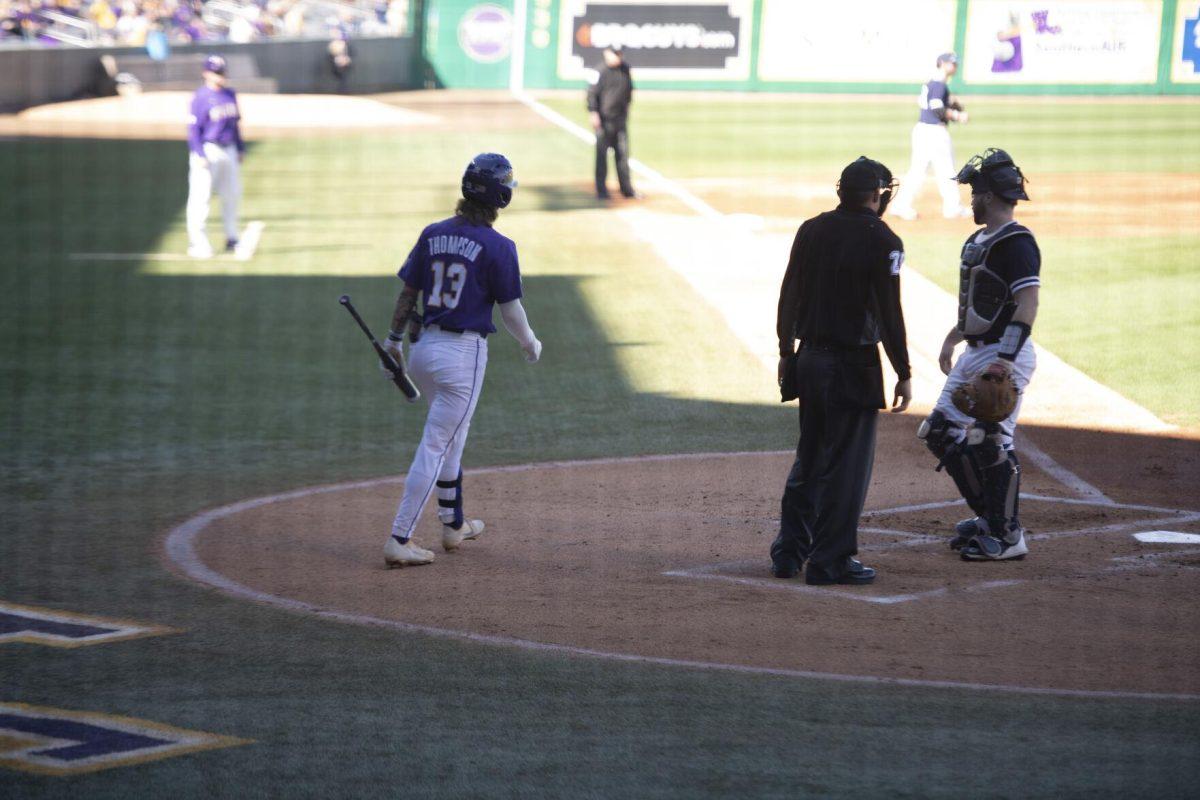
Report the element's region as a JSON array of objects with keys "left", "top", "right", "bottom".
[{"left": 419, "top": 0, "right": 1200, "bottom": 95}]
